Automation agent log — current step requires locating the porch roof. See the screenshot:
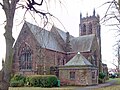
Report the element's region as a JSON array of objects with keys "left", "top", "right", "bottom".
[{"left": 65, "top": 52, "right": 92, "bottom": 66}]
